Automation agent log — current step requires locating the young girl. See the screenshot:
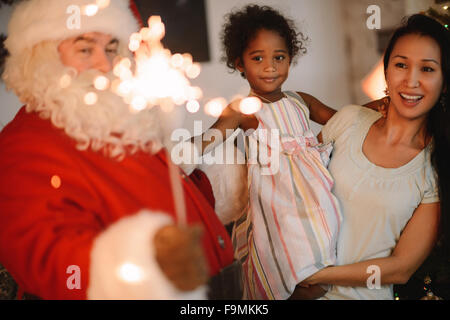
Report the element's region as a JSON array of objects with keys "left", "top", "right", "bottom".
[{"left": 195, "top": 5, "right": 380, "bottom": 300}]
